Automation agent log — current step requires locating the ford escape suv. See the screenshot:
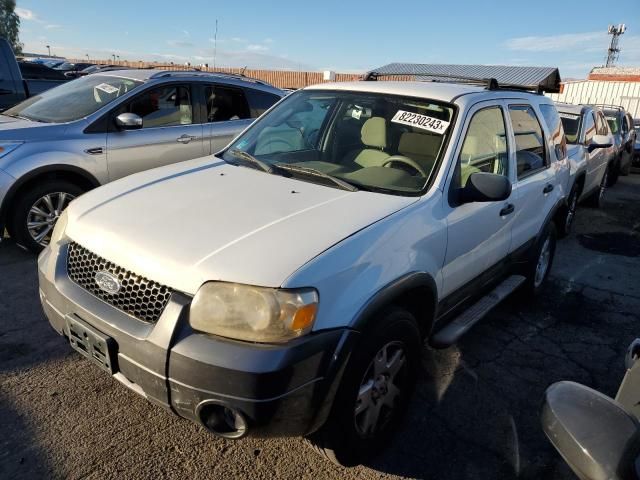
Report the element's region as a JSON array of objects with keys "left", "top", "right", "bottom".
[
  {"left": 39, "top": 77, "right": 569, "bottom": 466},
  {"left": 0, "top": 69, "right": 284, "bottom": 251}
]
